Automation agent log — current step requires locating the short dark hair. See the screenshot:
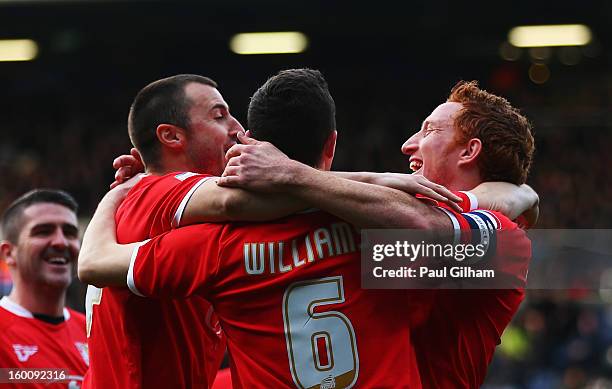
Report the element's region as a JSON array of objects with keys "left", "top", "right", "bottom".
[
  {"left": 248, "top": 69, "right": 336, "bottom": 167},
  {"left": 128, "top": 74, "right": 218, "bottom": 169},
  {"left": 448, "top": 81, "right": 535, "bottom": 184},
  {"left": 1, "top": 189, "right": 78, "bottom": 243}
]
